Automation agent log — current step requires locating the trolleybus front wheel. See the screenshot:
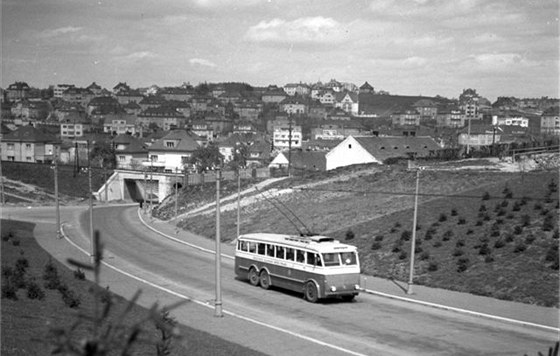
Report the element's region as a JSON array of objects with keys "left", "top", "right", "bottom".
[
  {"left": 248, "top": 268, "right": 259, "bottom": 286},
  {"left": 304, "top": 281, "right": 319, "bottom": 303},
  {"left": 259, "top": 270, "right": 271, "bottom": 290}
]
